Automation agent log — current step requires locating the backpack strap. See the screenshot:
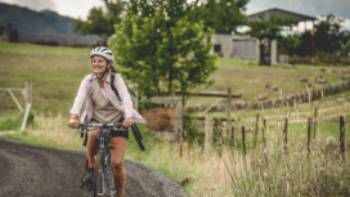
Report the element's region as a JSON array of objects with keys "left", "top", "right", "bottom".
[{"left": 110, "top": 73, "right": 122, "bottom": 102}]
